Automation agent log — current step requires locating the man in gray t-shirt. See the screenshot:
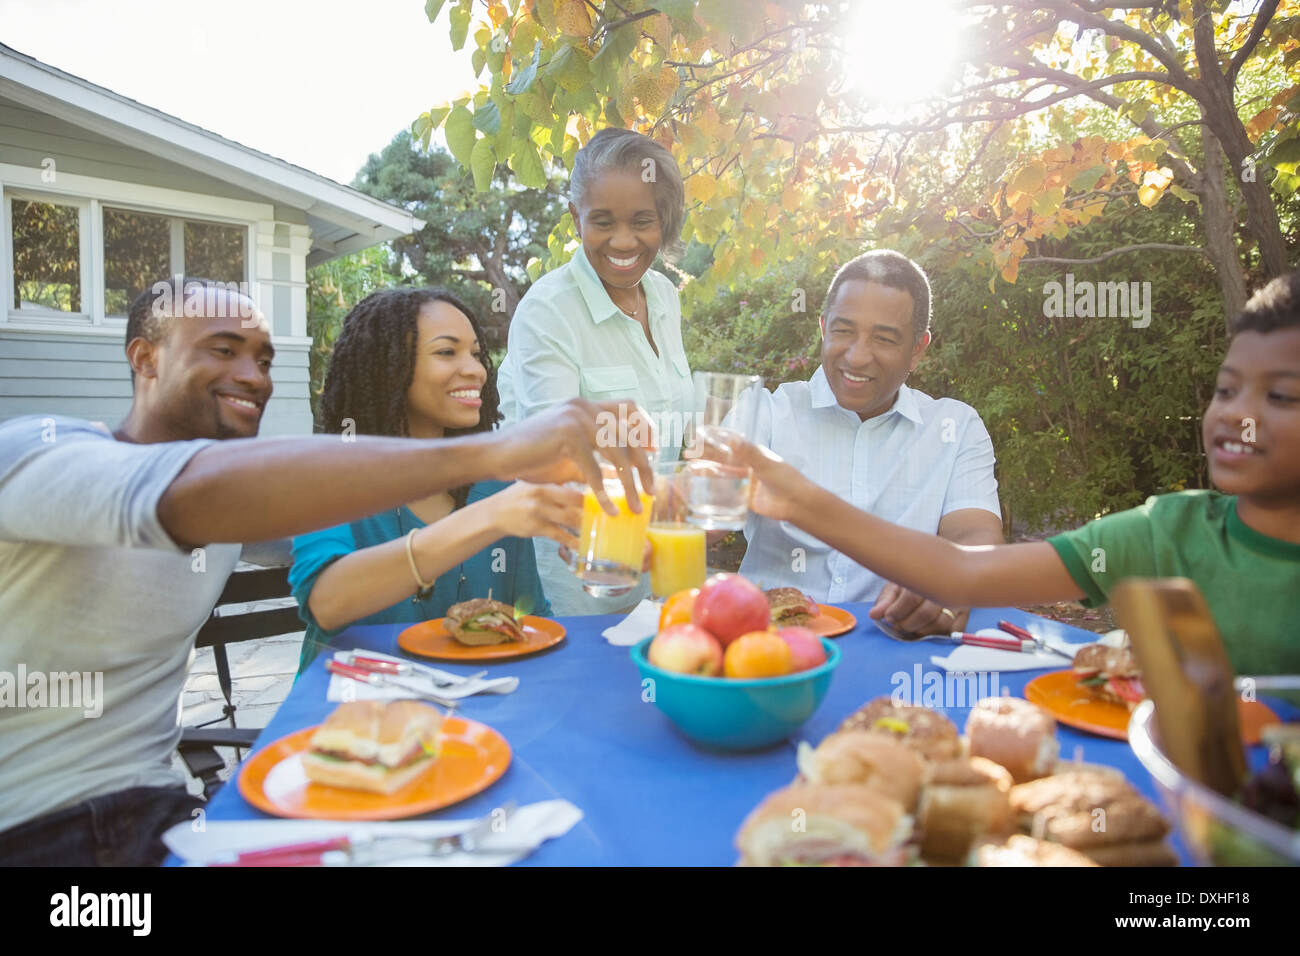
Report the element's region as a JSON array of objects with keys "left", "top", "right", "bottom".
[{"left": 0, "top": 278, "right": 654, "bottom": 865}]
